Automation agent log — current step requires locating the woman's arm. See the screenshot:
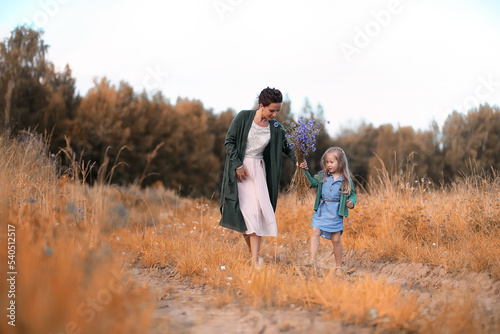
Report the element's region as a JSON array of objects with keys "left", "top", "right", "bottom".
[
  {"left": 279, "top": 124, "right": 297, "bottom": 165},
  {"left": 224, "top": 113, "right": 244, "bottom": 169}
]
